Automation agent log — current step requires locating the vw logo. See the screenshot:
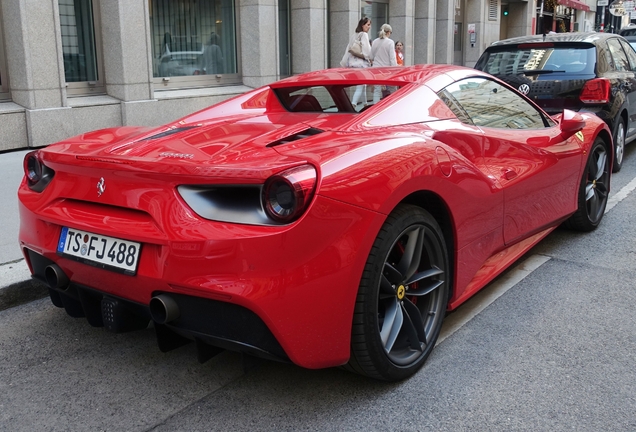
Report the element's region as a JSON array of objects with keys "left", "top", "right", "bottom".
[
  {"left": 97, "top": 177, "right": 106, "bottom": 197},
  {"left": 518, "top": 83, "right": 530, "bottom": 95}
]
